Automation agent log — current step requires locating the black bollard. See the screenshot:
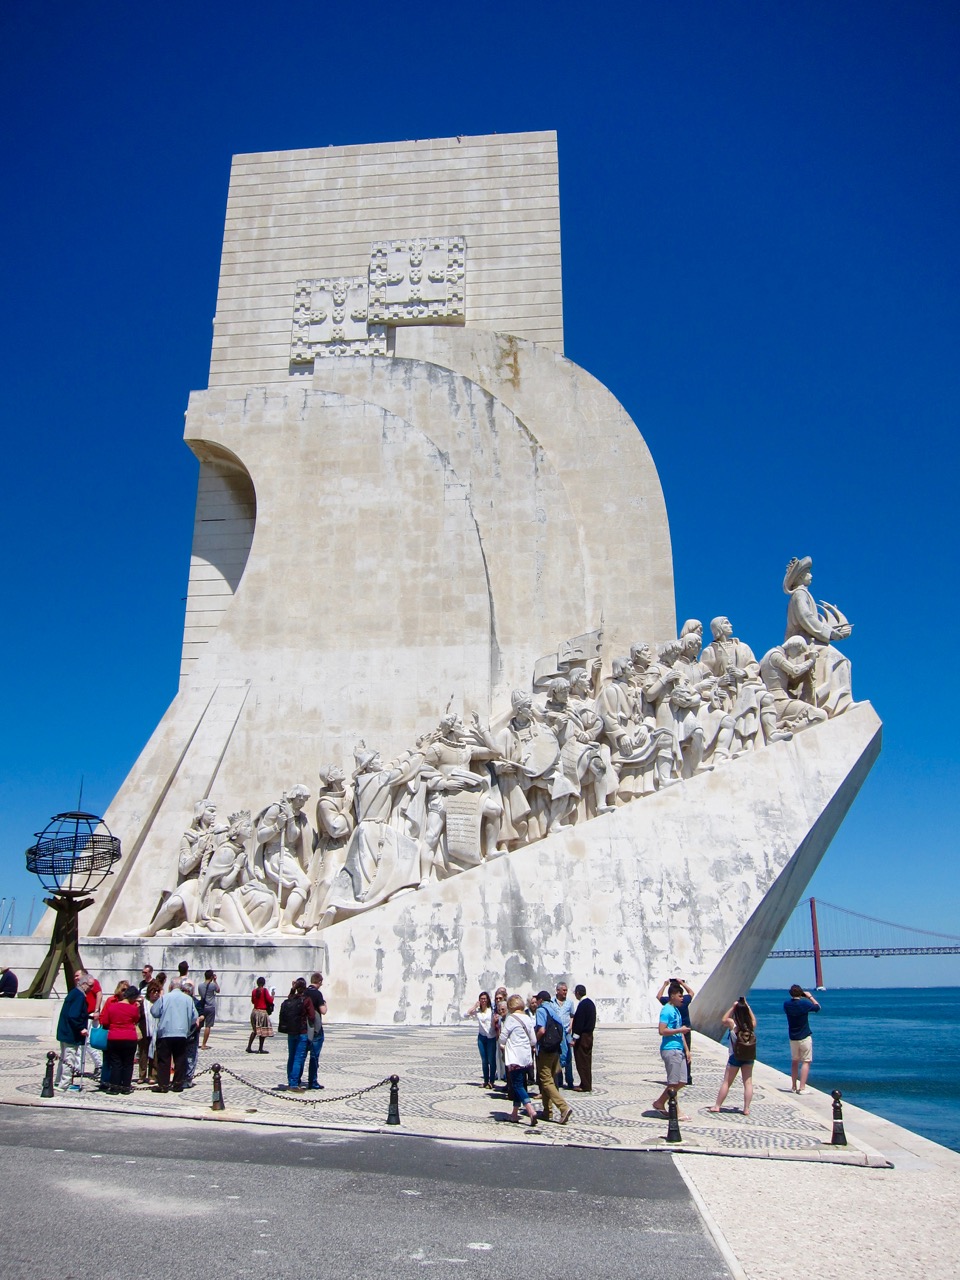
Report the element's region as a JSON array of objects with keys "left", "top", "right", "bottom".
[
  {"left": 211, "top": 1063, "right": 225, "bottom": 1112},
  {"left": 829, "top": 1089, "right": 847, "bottom": 1146},
  {"left": 386, "top": 1074, "right": 401, "bottom": 1125},
  {"left": 40, "top": 1051, "right": 56, "bottom": 1098},
  {"left": 665, "top": 1088, "right": 683, "bottom": 1143}
]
